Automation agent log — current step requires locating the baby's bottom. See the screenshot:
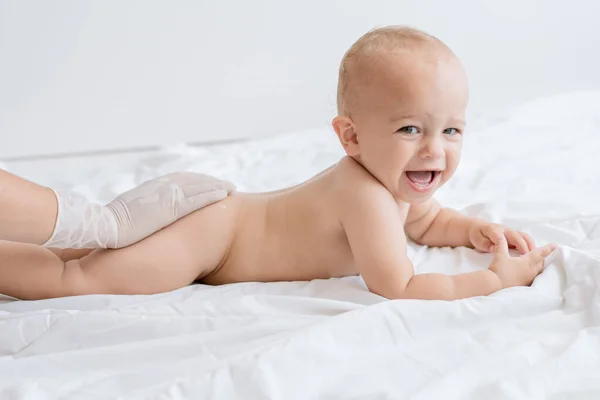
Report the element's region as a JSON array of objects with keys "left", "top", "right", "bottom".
[{"left": 0, "top": 197, "right": 238, "bottom": 300}]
